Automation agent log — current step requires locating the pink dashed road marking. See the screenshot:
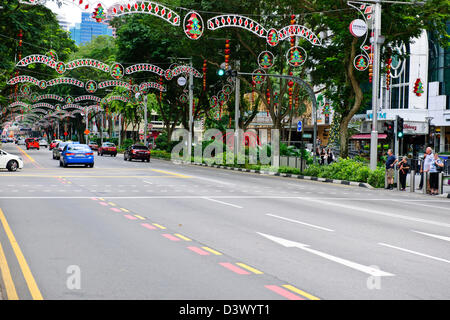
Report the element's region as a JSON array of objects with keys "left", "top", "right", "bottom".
[
  {"left": 124, "top": 215, "right": 137, "bottom": 220},
  {"left": 187, "top": 246, "right": 210, "bottom": 255},
  {"left": 264, "top": 285, "right": 304, "bottom": 300},
  {"left": 110, "top": 208, "right": 121, "bottom": 213},
  {"left": 141, "top": 223, "right": 157, "bottom": 230},
  {"left": 162, "top": 234, "right": 180, "bottom": 241},
  {"left": 219, "top": 263, "right": 250, "bottom": 275},
  {"left": 91, "top": 197, "right": 98, "bottom": 201},
  {"left": 99, "top": 202, "right": 108, "bottom": 206}
]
